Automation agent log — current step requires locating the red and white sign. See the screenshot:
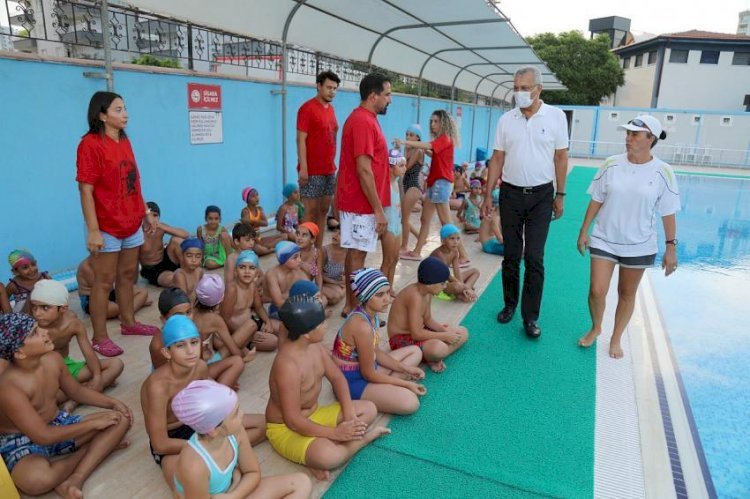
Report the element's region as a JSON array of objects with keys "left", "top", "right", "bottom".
[{"left": 187, "top": 83, "right": 222, "bottom": 110}]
